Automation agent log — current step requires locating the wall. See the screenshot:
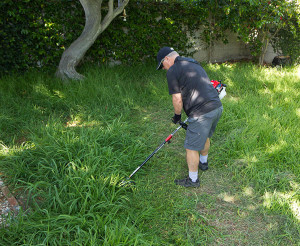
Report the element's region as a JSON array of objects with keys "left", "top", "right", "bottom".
[{"left": 189, "top": 30, "right": 278, "bottom": 64}]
